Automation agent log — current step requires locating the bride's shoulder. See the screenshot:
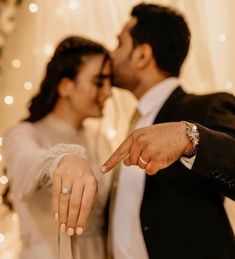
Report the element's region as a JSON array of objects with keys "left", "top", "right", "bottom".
[{"left": 4, "top": 121, "right": 36, "bottom": 138}]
